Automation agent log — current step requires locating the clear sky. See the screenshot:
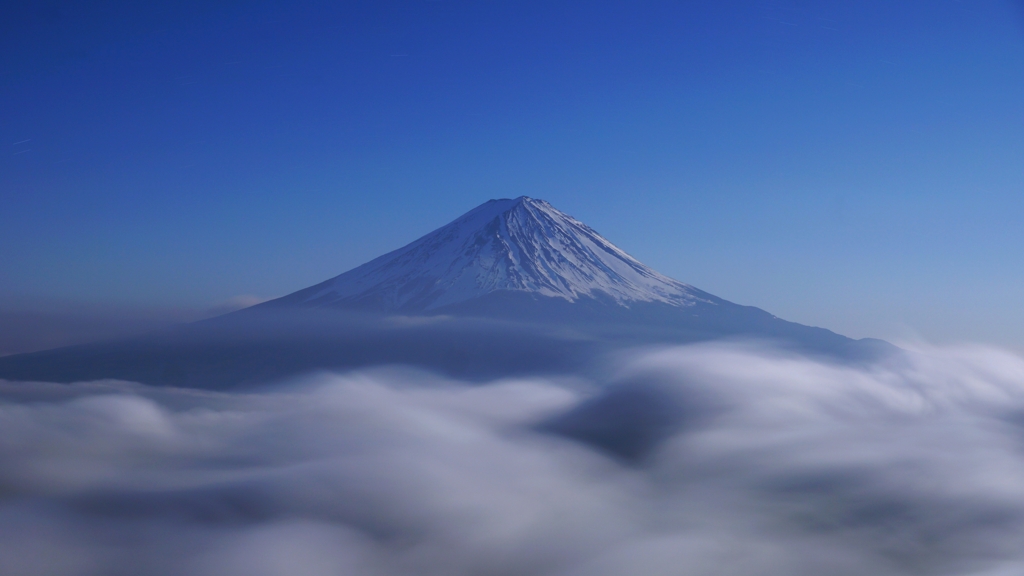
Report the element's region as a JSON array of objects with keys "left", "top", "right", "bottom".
[{"left": 3, "top": 1, "right": 1024, "bottom": 350}]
